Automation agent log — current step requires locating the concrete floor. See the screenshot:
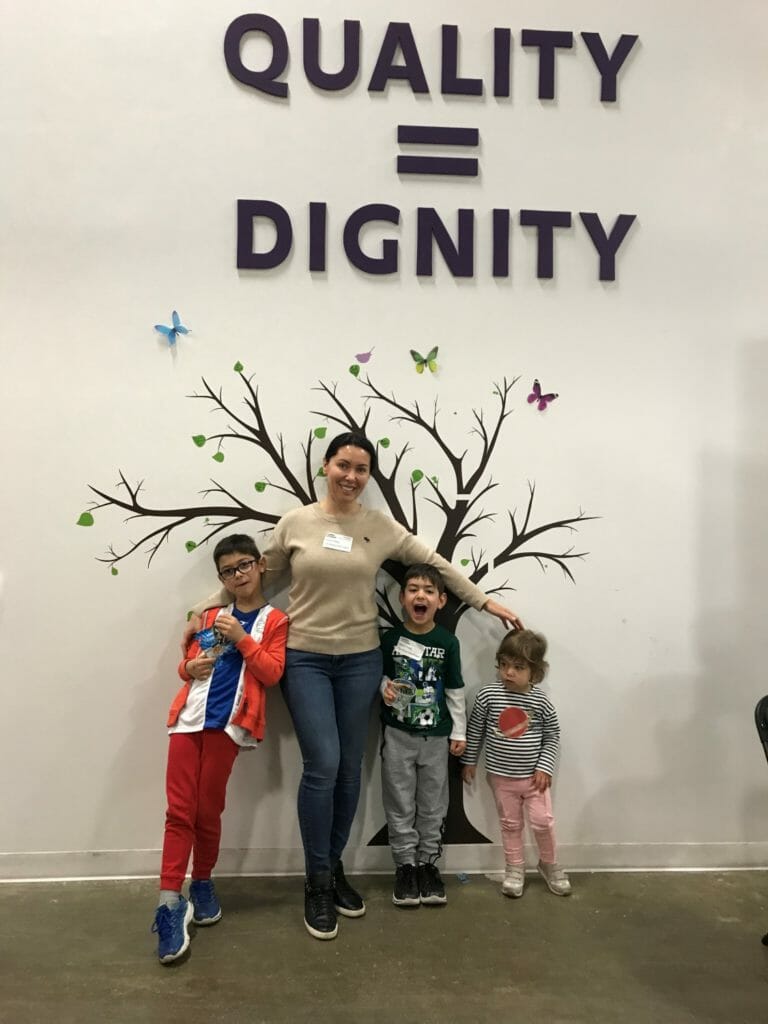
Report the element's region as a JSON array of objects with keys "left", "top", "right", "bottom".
[{"left": 1, "top": 871, "right": 767, "bottom": 1024}]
